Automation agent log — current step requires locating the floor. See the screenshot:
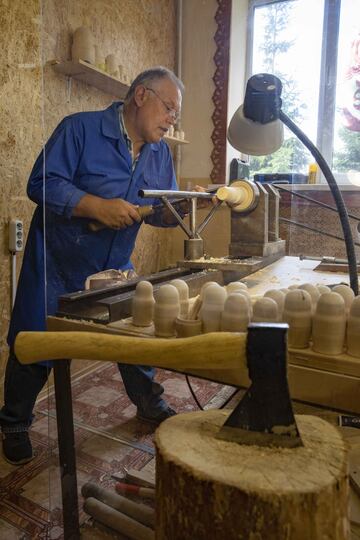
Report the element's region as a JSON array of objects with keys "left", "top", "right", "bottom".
[
  {"left": 1, "top": 360, "right": 360, "bottom": 539},
  {"left": 0, "top": 362, "right": 234, "bottom": 539}
]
